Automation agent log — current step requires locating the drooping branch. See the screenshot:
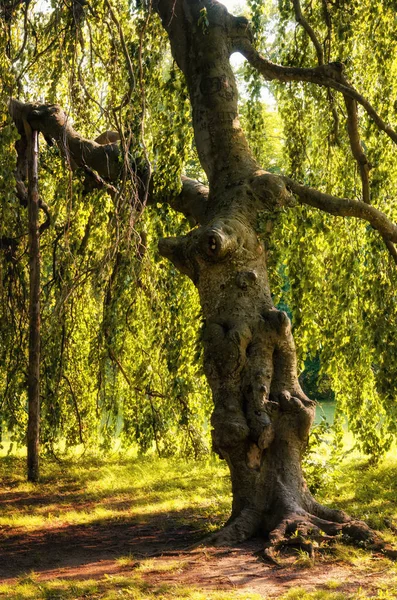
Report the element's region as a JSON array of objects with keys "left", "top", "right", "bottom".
[
  {"left": 343, "top": 94, "right": 371, "bottom": 204},
  {"left": 292, "top": 0, "right": 324, "bottom": 65},
  {"left": 339, "top": 77, "right": 397, "bottom": 264},
  {"left": 252, "top": 0, "right": 397, "bottom": 264},
  {"left": 234, "top": 37, "right": 397, "bottom": 146},
  {"left": 291, "top": 0, "right": 341, "bottom": 151},
  {"left": 282, "top": 176, "right": 397, "bottom": 242},
  {"left": 9, "top": 99, "right": 121, "bottom": 181}
]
